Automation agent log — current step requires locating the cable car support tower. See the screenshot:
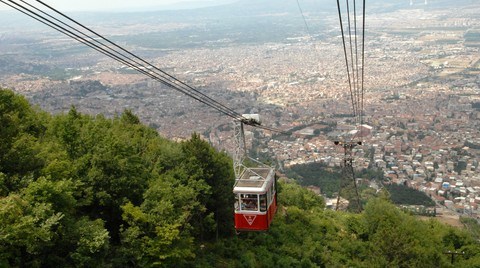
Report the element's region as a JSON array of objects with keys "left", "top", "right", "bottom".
[
  {"left": 334, "top": 140, "right": 363, "bottom": 212},
  {"left": 334, "top": 0, "right": 367, "bottom": 213}
]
